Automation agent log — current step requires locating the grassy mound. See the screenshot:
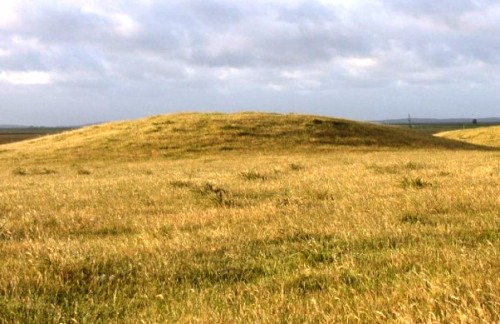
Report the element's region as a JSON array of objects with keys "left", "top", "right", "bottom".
[
  {"left": 436, "top": 125, "right": 500, "bottom": 148},
  {"left": 0, "top": 112, "right": 482, "bottom": 162}
]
